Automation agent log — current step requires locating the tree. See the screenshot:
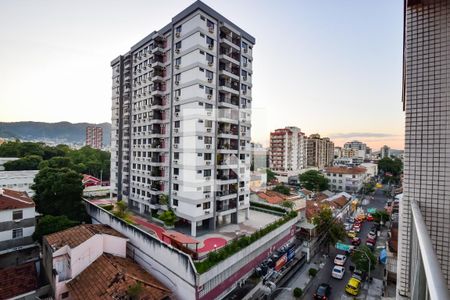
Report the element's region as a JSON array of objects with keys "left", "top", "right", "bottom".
[
  {"left": 32, "top": 167, "right": 89, "bottom": 222},
  {"left": 299, "top": 170, "right": 329, "bottom": 191},
  {"left": 266, "top": 169, "right": 276, "bottom": 182},
  {"left": 33, "top": 215, "right": 79, "bottom": 243},
  {"left": 378, "top": 157, "right": 403, "bottom": 176},
  {"left": 4, "top": 155, "right": 42, "bottom": 170},
  {"left": 159, "top": 210, "right": 177, "bottom": 227},
  {"left": 39, "top": 156, "right": 74, "bottom": 169},
  {"left": 372, "top": 210, "right": 389, "bottom": 223},
  {"left": 351, "top": 245, "right": 376, "bottom": 273},
  {"left": 313, "top": 206, "right": 346, "bottom": 253},
  {"left": 362, "top": 181, "right": 375, "bottom": 195},
  {"left": 280, "top": 200, "right": 294, "bottom": 210},
  {"left": 159, "top": 194, "right": 169, "bottom": 206},
  {"left": 114, "top": 200, "right": 128, "bottom": 218},
  {"left": 293, "top": 287, "right": 303, "bottom": 298},
  {"left": 273, "top": 184, "right": 290, "bottom": 195}
]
